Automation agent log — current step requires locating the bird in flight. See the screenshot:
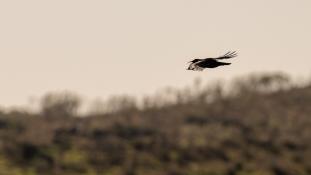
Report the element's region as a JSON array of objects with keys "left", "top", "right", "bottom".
[{"left": 187, "top": 51, "right": 237, "bottom": 71}]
